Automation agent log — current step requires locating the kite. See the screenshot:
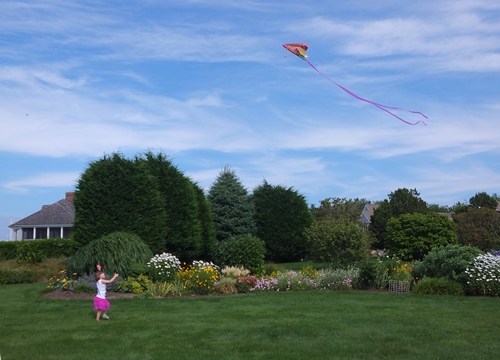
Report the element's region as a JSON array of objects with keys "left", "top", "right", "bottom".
[{"left": 282, "top": 43, "right": 427, "bottom": 126}]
